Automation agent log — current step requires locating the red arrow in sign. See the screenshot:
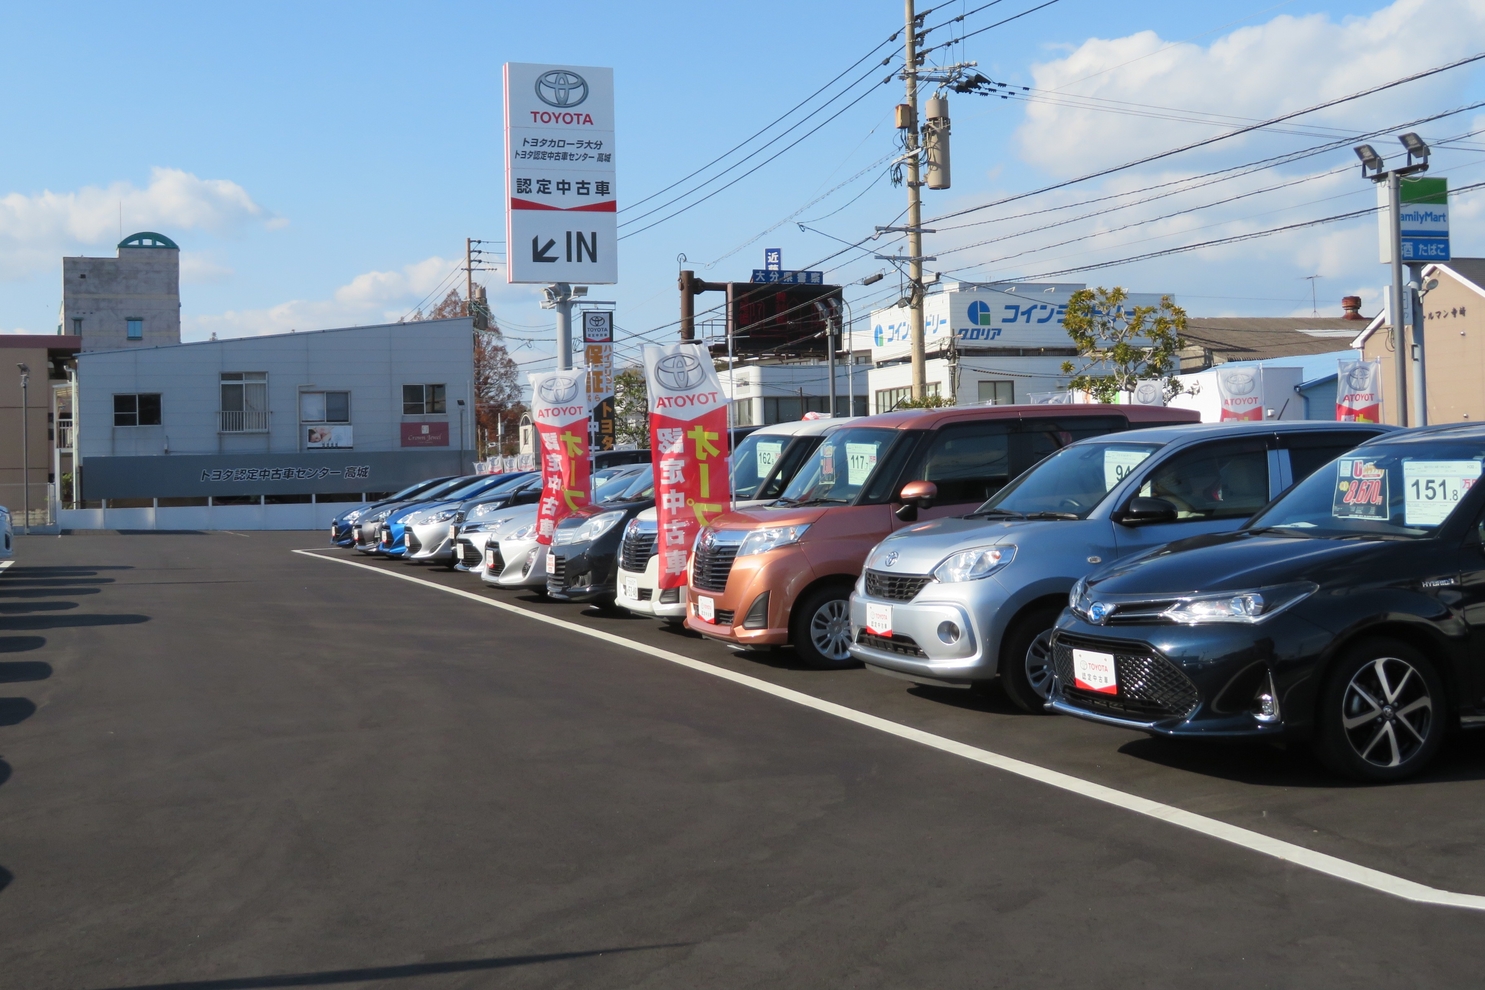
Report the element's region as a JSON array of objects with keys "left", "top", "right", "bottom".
[{"left": 531, "top": 237, "right": 558, "bottom": 263}]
